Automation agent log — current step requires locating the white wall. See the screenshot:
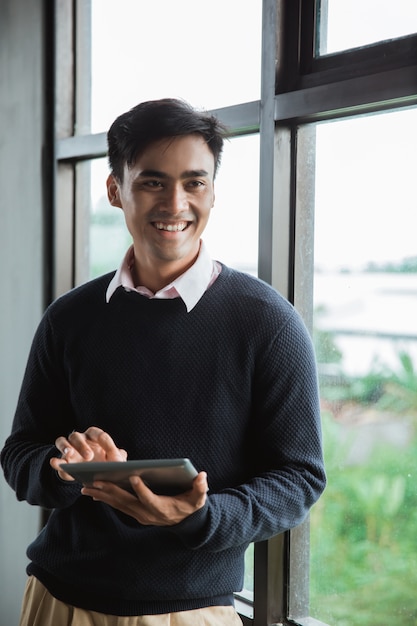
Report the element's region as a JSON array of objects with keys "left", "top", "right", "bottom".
[{"left": 0, "top": 0, "right": 45, "bottom": 622}]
